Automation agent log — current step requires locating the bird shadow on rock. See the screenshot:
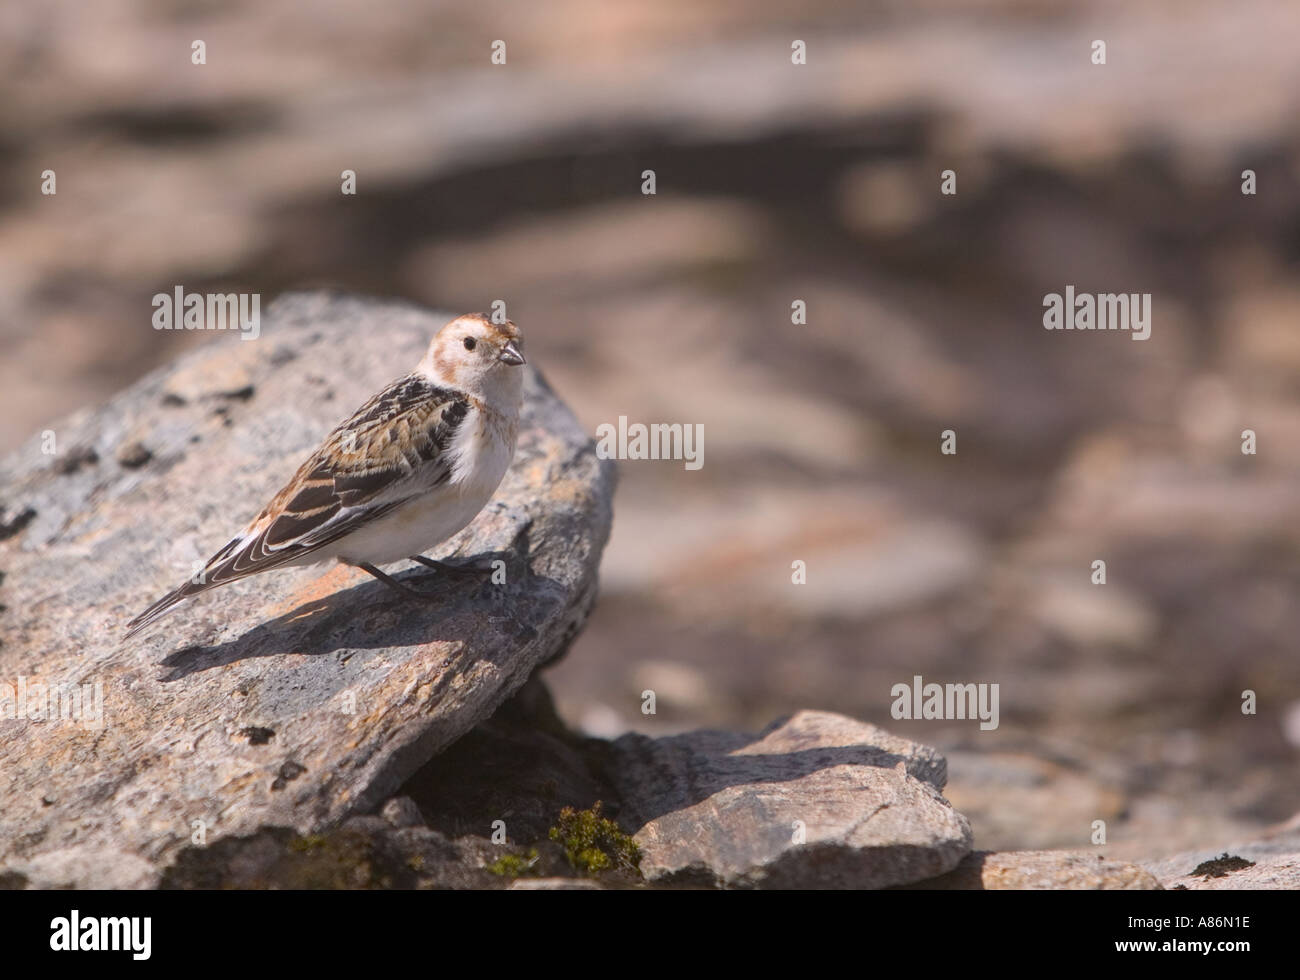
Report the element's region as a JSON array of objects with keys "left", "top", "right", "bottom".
[{"left": 155, "top": 529, "right": 563, "bottom": 681}]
